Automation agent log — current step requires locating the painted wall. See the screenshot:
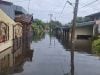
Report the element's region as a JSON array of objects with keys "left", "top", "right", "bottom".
[
  {"left": 75, "top": 26, "right": 93, "bottom": 39},
  {"left": 0, "top": 9, "right": 16, "bottom": 52}
]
